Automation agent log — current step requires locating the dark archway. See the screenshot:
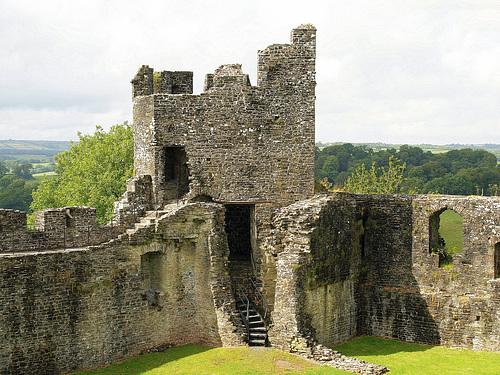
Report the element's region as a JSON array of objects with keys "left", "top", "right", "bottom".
[
  {"left": 225, "top": 204, "right": 253, "bottom": 261},
  {"left": 164, "top": 146, "right": 189, "bottom": 200}
]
